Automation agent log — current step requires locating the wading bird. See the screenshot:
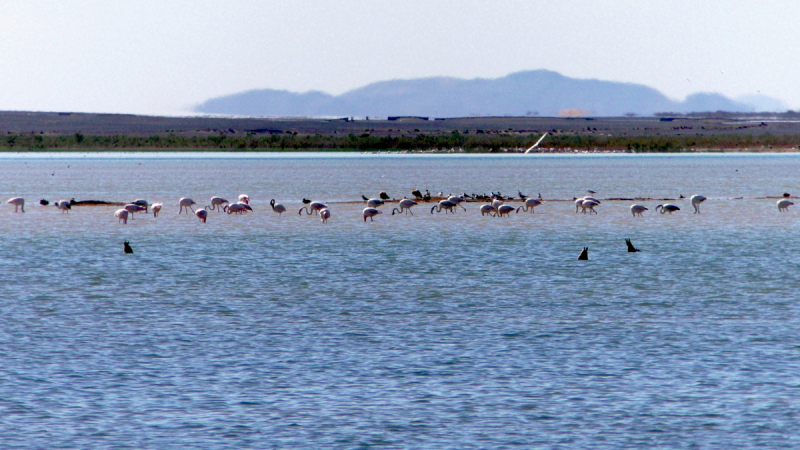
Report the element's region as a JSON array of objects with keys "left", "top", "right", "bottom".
[
  {"left": 320, "top": 208, "right": 331, "bottom": 223},
  {"left": 630, "top": 204, "right": 648, "bottom": 217},
  {"left": 690, "top": 195, "right": 706, "bottom": 213},
  {"left": 114, "top": 209, "right": 129, "bottom": 224},
  {"left": 447, "top": 196, "right": 467, "bottom": 211},
  {"left": 580, "top": 200, "right": 599, "bottom": 214},
  {"left": 270, "top": 199, "right": 286, "bottom": 216},
  {"left": 363, "top": 207, "right": 382, "bottom": 222},
  {"left": 124, "top": 203, "right": 146, "bottom": 219},
  {"left": 299, "top": 202, "right": 327, "bottom": 215},
  {"left": 152, "top": 203, "right": 163, "bottom": 217},
  {"left": 431, "top": 200, "right": 458, "bottom": 214},
  {"left": 367, "top": 198, "right": 384, "bottom": 208},
  {"left": 778, "top": 199, "right": 794, "bottom": 212},
  {"left": 55, "top": 200, "right": 71, "bottom": 213},
  {"left": 516, "top": 198, "right": 542, "bottom": 214},
  {"left": 391, "top": 198, "right": 417, "bottom": 215},
  {"left": 238, "top": 194, "right": 250, "bottom": 205},
  {"left": 6, "top": 197, "right": 24, "bottom": 213},
  {"left": 195, "top": 208, "right": 208, "bottom": 223},
  {"left": 131, "top": 199, "right": 149, "bottom": 212},
  {"left": 497, "top": 204, "right": 516, "bottom": 217},
  {"left": 178, "top": 198, "right": 196, "bottom": 214},
  {"left": 656, "top": 204, "right": 680, "bottom": 214},
  {"left": 208, "top": 197, "right": 229, "bottom": 212},
  {"left": 480, "top": 204, "right": 497, "bottom": 216}
]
